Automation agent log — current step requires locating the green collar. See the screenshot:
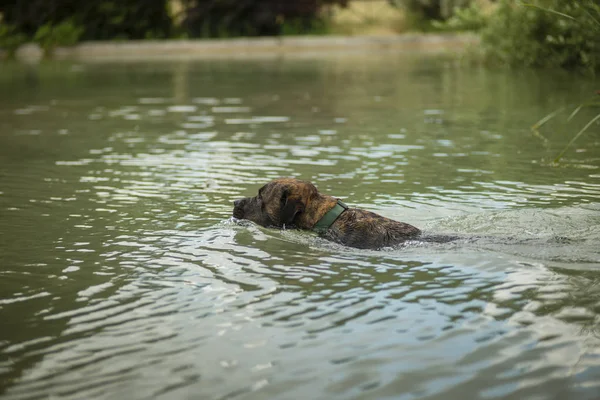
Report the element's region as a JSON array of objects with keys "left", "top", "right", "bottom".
[{"left": 312, "top": 199, "right": 348, "bottom": 233}]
